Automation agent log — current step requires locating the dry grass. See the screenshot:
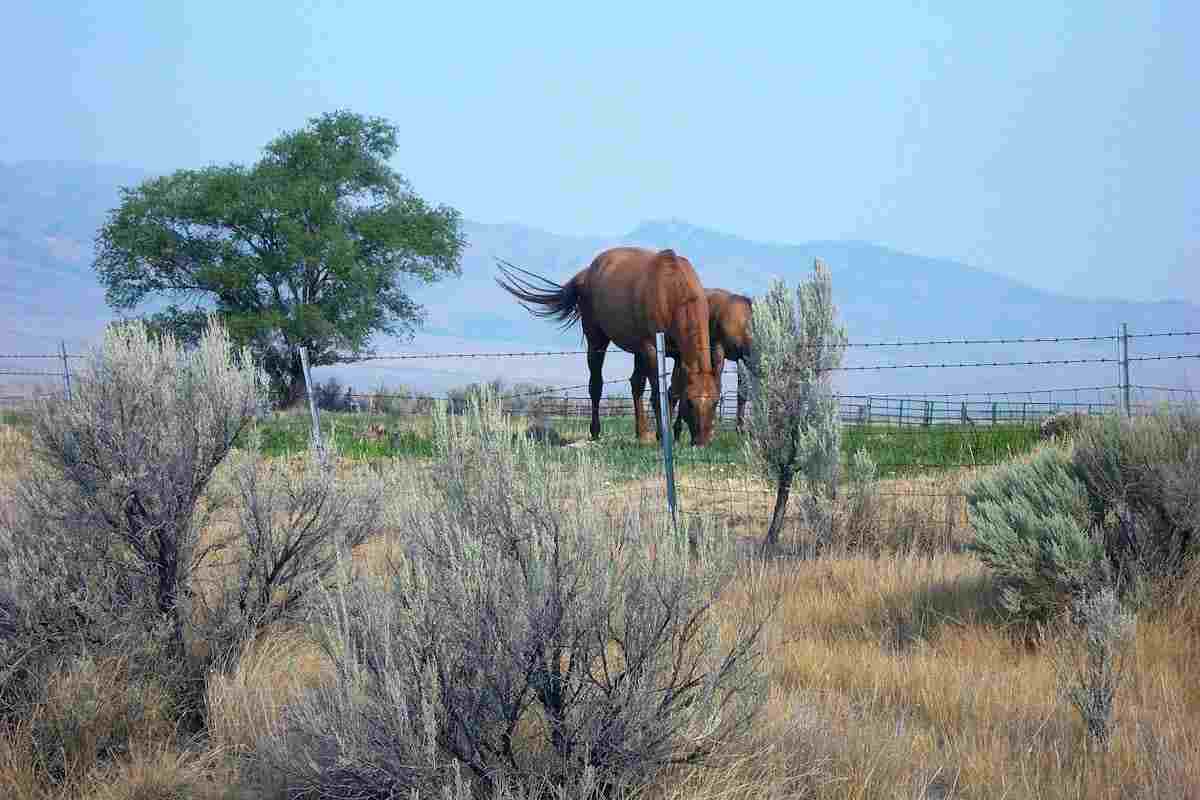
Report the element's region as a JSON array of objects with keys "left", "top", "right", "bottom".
[
  {"left": 0, "top": 423, "right": 29, "bottom": 479},
  {"left": 0, "top": 653, "right": 190, "bottom": 800},
  {"left": 2, "top": 431, "right": 1199, "bottom": 799},
  {"left": 205, "top": 629, "right": 332, "bottom": 756},
  {"left": 598, "top": 465, "right": 983, "bottom": 558},
  {"left": 707, "top": 554, "right": 1200, "bottom": 799},
  {"left": 75, "top": 743, "right": 232, "bottom": 800}
]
